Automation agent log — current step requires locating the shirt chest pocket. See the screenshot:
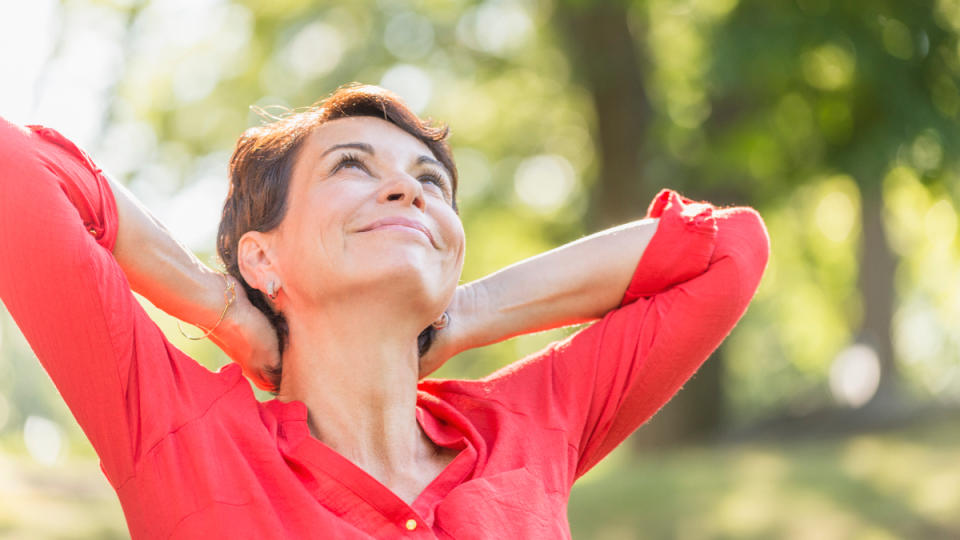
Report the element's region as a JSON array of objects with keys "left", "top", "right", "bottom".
[{"left": 434, "top": 468, "right": 569, "bottom": 540}]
